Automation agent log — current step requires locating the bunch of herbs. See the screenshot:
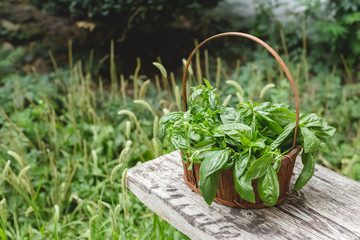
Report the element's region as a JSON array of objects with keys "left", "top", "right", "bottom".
[{"left": 159, "top": 79, "right": 335, "bottom": 206}]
